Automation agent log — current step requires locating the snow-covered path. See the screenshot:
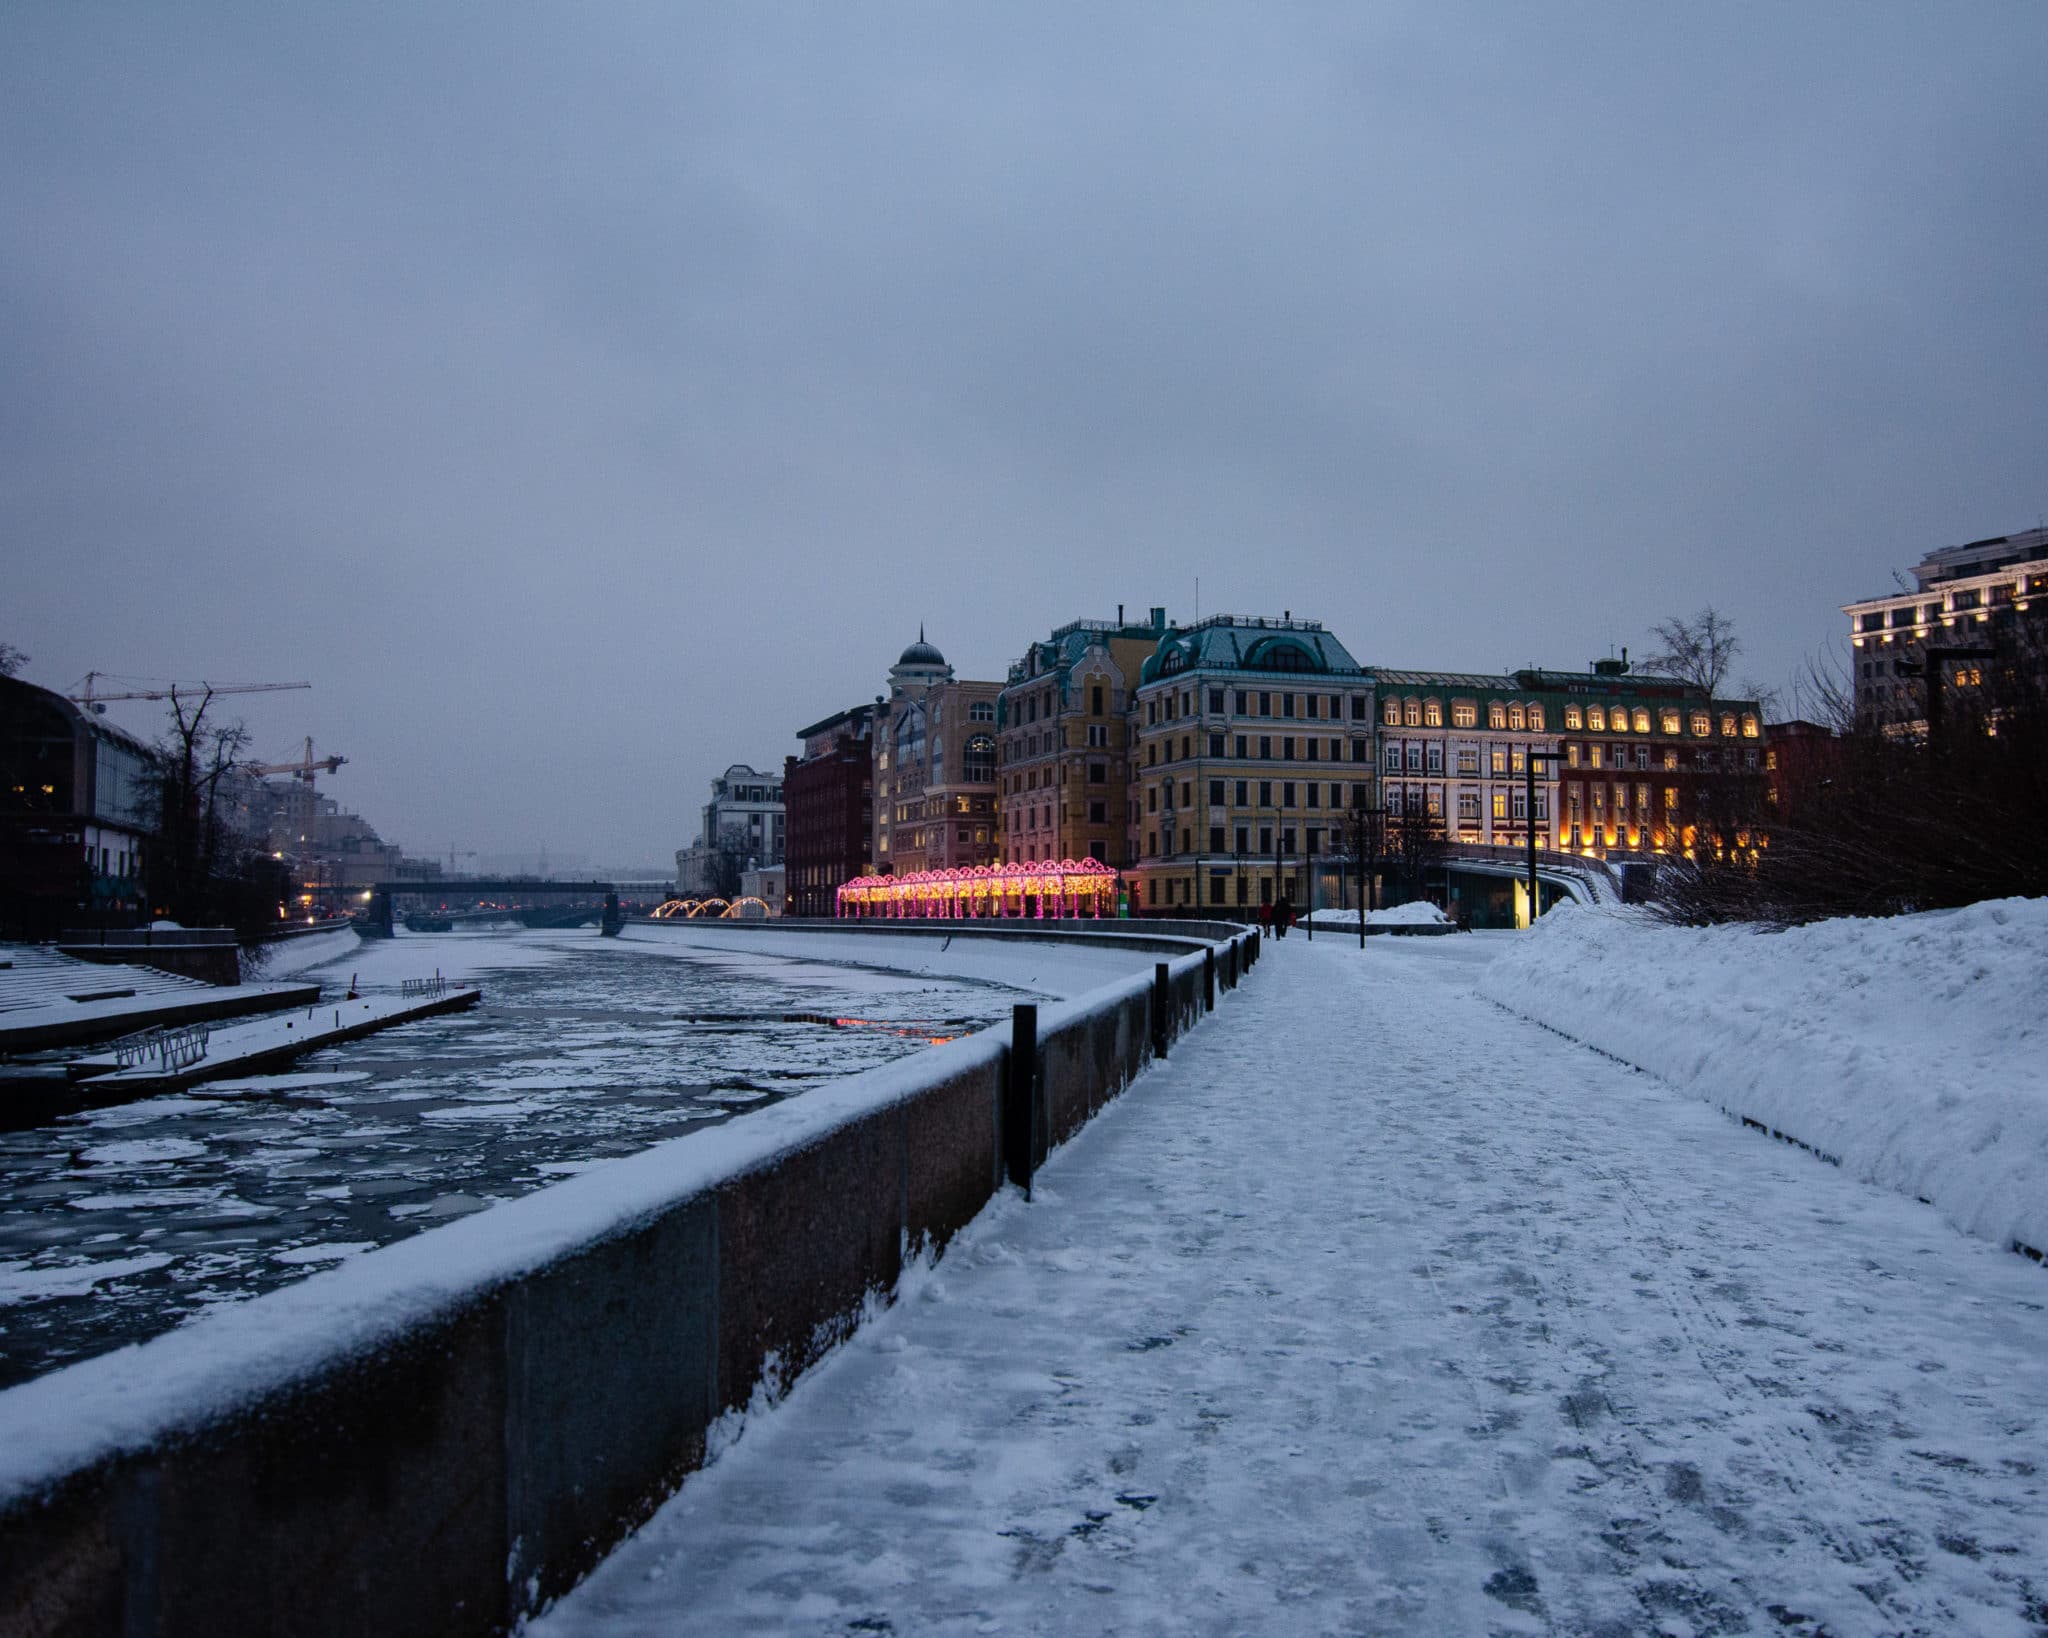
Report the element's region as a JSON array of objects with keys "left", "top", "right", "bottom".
[{"left": 538, "top": 935, "right": 2048, "bottom": 1637}]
